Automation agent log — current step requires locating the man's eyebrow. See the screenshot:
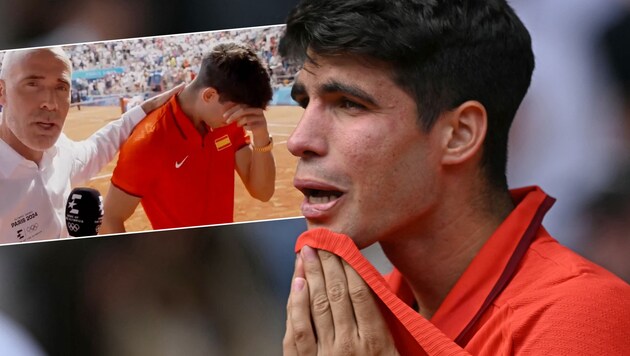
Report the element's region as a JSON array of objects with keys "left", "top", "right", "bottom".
[
  {"left": 320, "top": 81, "right": 377, "bottom": 106},
  {"left": 20, "top": 75, "right": 45, "bottom": 81},
  {"left": 20, "top": 75, "right": 71, "bottom": 86}
]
